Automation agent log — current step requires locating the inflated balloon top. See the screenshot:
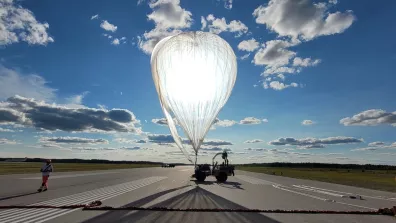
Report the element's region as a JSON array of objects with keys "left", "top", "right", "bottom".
[{"left": 151, "top": 31, "right": 237, "bottom": 164}]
